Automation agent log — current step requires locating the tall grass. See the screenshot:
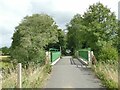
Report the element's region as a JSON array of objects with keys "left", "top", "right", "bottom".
[
  {"left": 0, "top": 56, "right": 13, "bottom": 69},
  {"left": 93, "top": 62, "right": 118, "bottom": 89},
  {"left": 2, "top": 64, "right": 51, "bottom": 88}
]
